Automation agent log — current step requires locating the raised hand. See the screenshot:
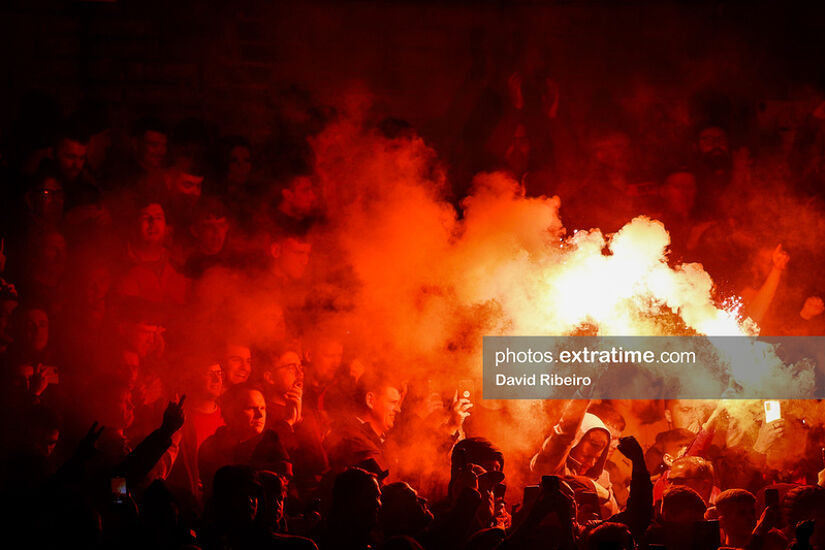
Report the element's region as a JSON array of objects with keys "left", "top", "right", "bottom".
[
  {"left": 160, "top": 394, "right": 186, "bottom": 436},
  {"left": 77, "top": 421, "right": 105, "bottom": 460},
  {"left": 617, "top": 436, "right": 645, "bottom": 464},
  {"left": 284, "top": 383, "right": 303, "bottom": 426},
  {"left": 753, "top": 419, "right": 784, "bottom": 454},
  {"left": 445, "top": 389, "right": 473, "bottom": 433},
  {"left": 801, "top": 296, "right": 825, "bottom": 320},
  {"left": 771, "top": 244, "right": 790, "bottom": 271}
]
